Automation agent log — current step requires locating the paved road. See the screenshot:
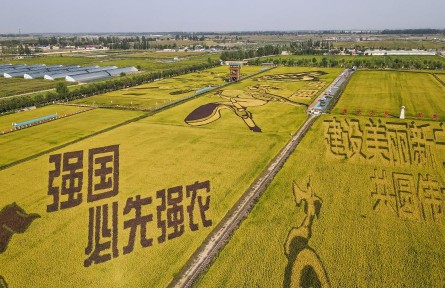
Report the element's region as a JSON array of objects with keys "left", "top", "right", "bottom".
[{"left": 307, "top": 68, "right": 353, "bottom": 113}]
